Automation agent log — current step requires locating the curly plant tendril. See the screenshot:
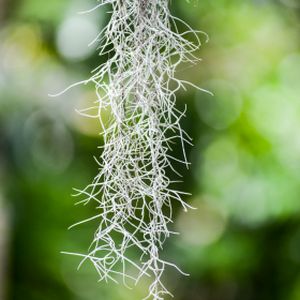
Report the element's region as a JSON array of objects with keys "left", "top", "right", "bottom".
[{"left": 53, "top": 1, "right": 209, "bottom": 299}]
